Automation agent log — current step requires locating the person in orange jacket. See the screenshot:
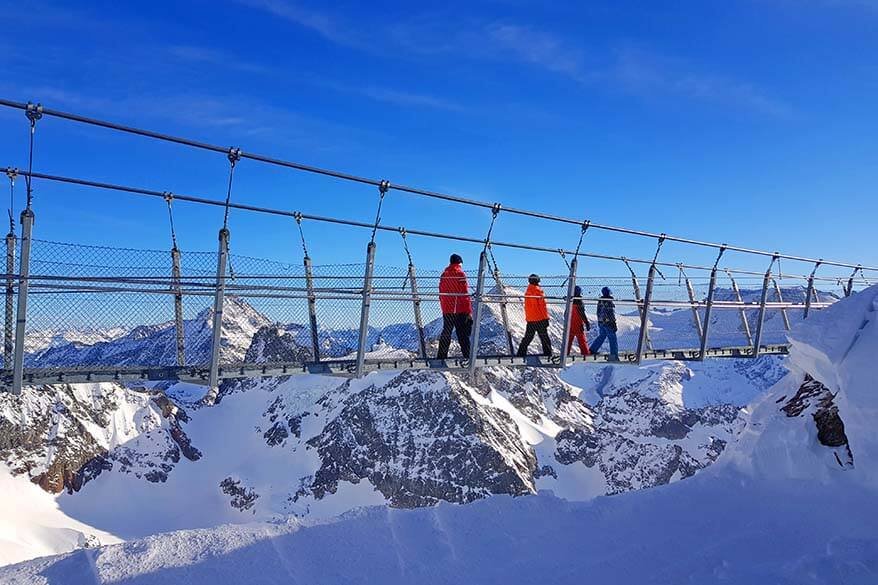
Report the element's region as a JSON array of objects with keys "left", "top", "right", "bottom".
[
  {"left": 517, "top": 274, "right": 553, "bottom": 357},
  {"left": 567, "top": 285, "right": 591, "bottom": 357}
]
